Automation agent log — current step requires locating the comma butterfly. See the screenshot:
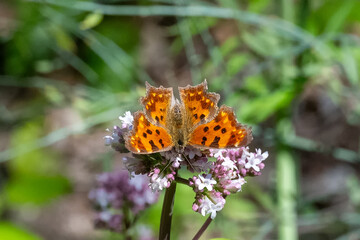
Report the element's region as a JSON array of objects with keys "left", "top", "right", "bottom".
[{"left": 125, "top": 80, "right": 253, "bottom": 153}]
